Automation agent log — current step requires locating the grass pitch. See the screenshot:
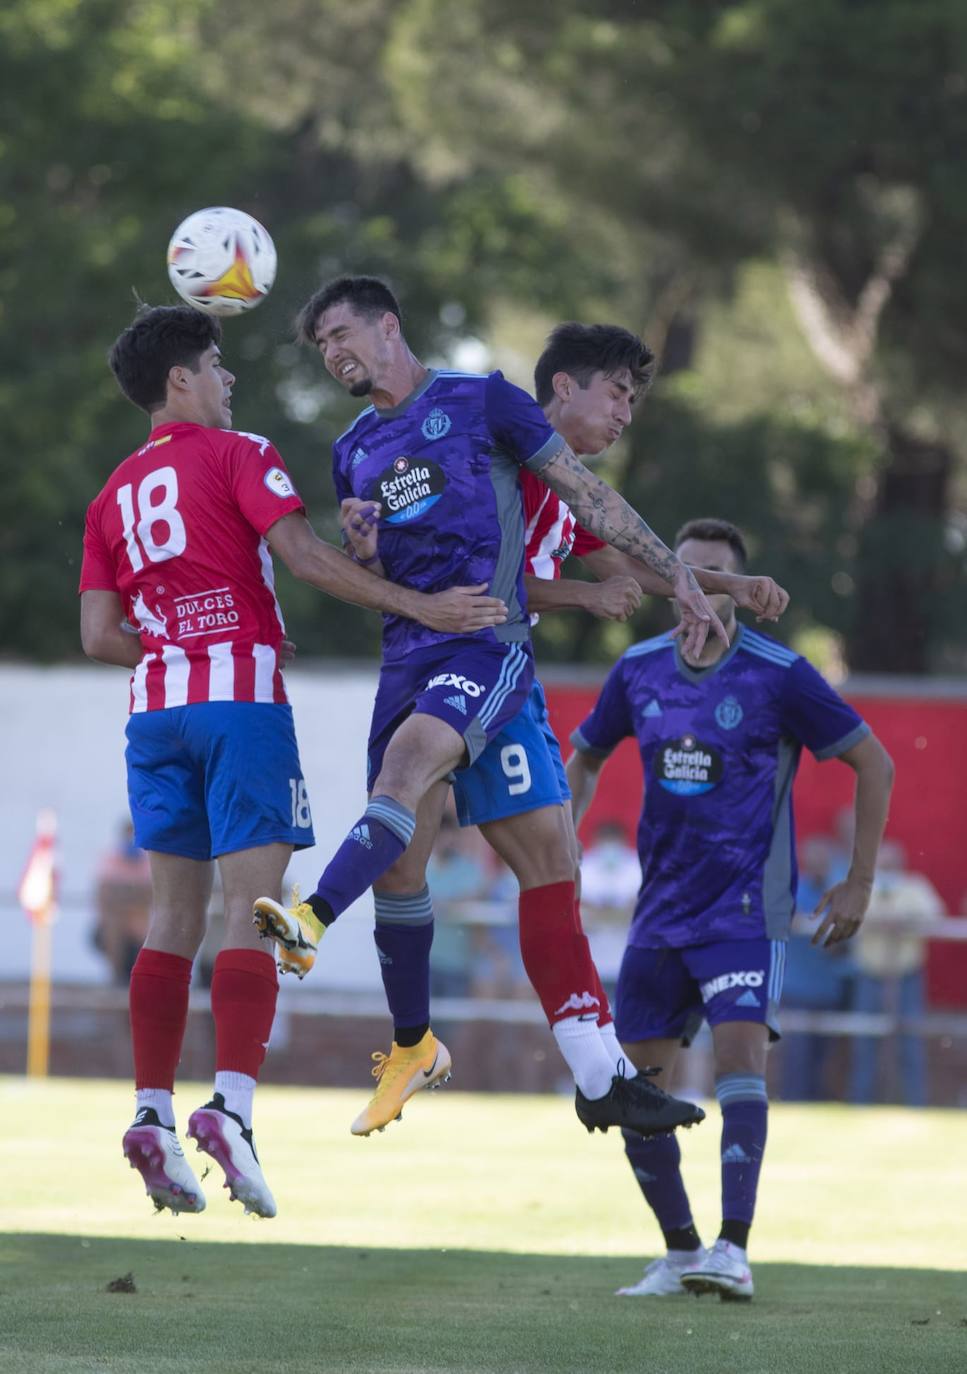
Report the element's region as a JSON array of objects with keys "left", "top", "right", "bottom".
[{"left": 2, "top": 1077, "right": 966, "bottom": 1373}]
